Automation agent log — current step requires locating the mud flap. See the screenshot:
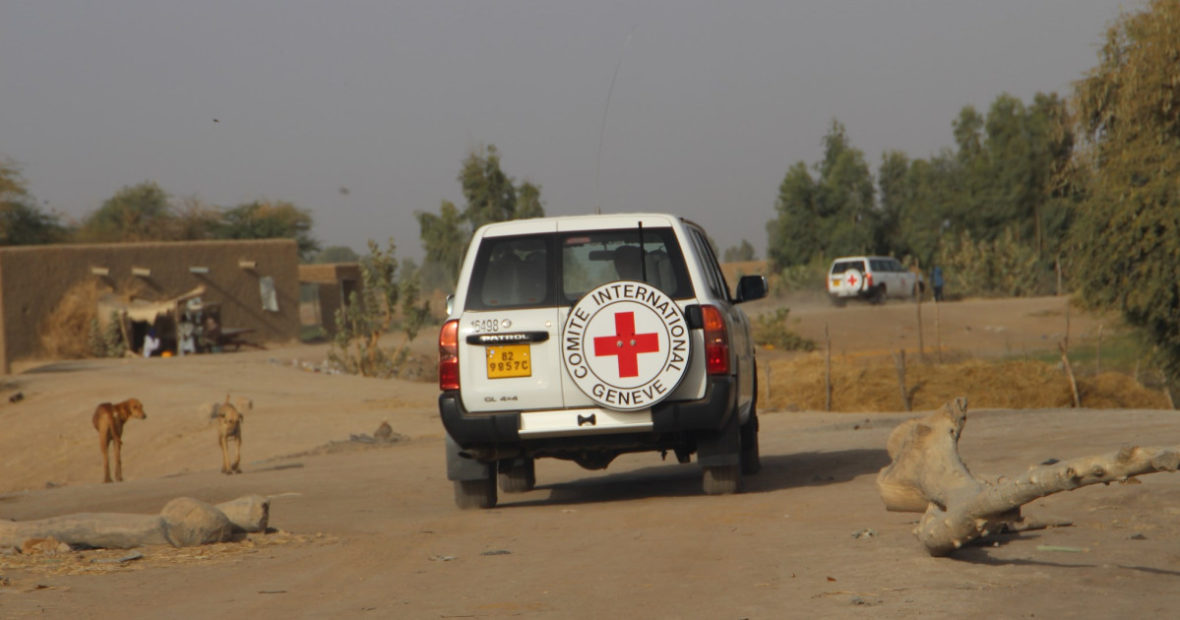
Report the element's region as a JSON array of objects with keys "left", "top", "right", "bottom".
[
  {"left": 696, "top": 415, "right": 741, "bottom": 468},
  {"left": 445, "top": 434, "right": 494, "bottom": 481}
]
